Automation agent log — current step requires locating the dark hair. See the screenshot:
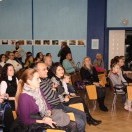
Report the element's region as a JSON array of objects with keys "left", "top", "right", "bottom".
[
  {"left": 46, "top": 53, "right": 51, "bottom": 56},
  {"left": 26, "top": 52, "right": 32, "bottom": 58},
  {"left": 0, "top": 54, "right": 5, "bottom": 62},
  {"left": 1, "top": 63, "right": 15, "bottom": 82},
  {"left": 36, "top": 52, "right": 43, "bottom": 58},
  {"left": 13, "top": 50, "right": 18, "bottom": 54},
  {"left": 52, "top": 62, "right": 64, "bottom": 75}
]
